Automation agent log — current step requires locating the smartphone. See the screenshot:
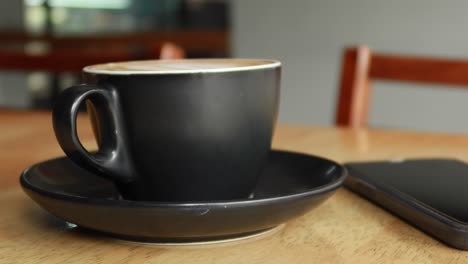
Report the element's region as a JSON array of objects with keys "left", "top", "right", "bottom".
[{"left": 345, "top": 158, "right": 468, "bottom": 250}]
